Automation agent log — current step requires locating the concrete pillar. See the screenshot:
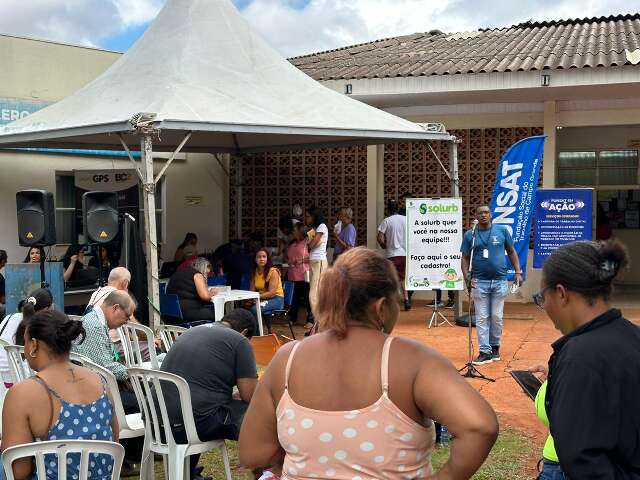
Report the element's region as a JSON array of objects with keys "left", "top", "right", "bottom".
[
  {"left": 376, "top": 145, "right": 385, "bottom": 228},
  {"left": 367, "top": 145, "right": 383, "bottom": 249},
  {"left": 543, "top": 100, "right": 557, "bottom": 188}
]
